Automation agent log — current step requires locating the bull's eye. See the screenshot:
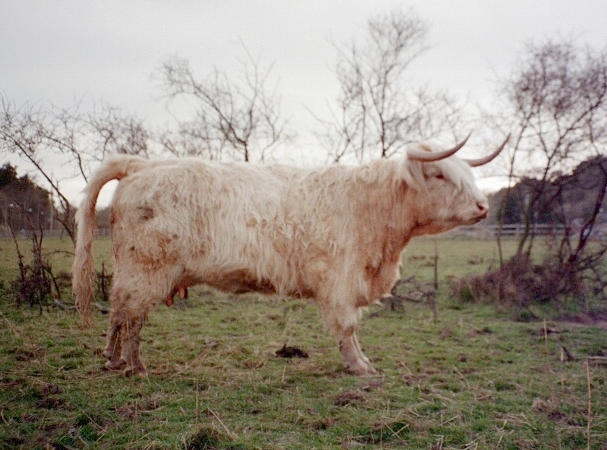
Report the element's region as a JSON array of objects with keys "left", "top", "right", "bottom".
[{"left": 436, "top": 173, "right": 445, "bottom": 180}]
